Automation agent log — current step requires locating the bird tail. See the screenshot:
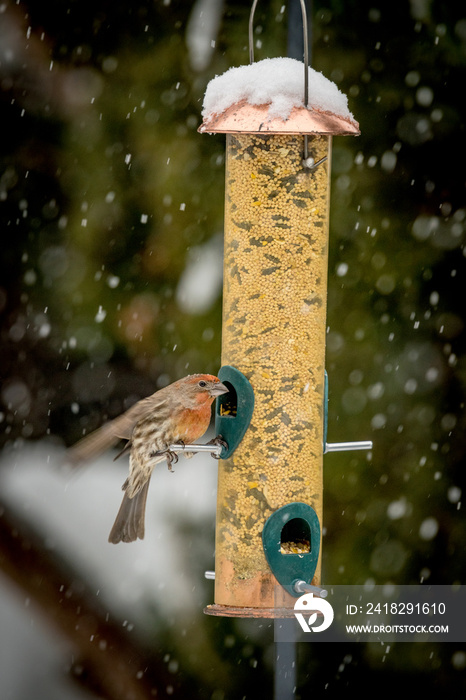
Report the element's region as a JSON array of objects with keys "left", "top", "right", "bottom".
[{"left": 108, "top": 480, "right": 150, "bottom": 544}]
